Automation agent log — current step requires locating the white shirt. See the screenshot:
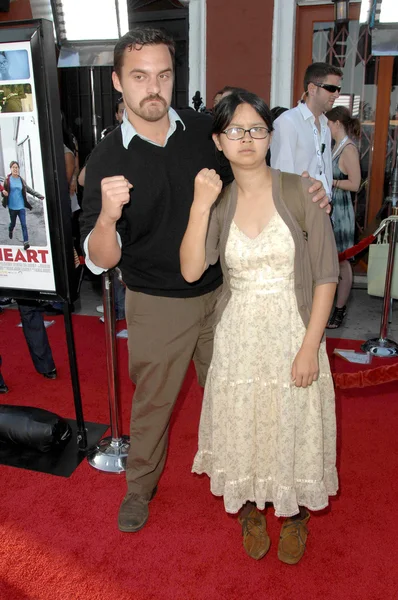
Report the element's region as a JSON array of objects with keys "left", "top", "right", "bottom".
[
  {"left": 84, "top": 108, "right": 185, "bottom": 274},
  {"left": 270, "top": 102, "right": 332, "bottom": 195}
]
